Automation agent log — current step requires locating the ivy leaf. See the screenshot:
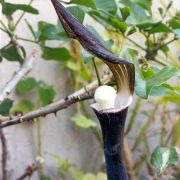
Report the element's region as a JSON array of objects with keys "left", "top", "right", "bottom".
[
  {"left": 67, "top": 6, "right": 85, "bottom": 23},
  {"left": 71, "top": 114, "right": 97, "bottom": 128},
  {"left": 1, "top": 2, "right": 38, "bottom": 16},
  {"left": 70, "top": 0, "right": 96, "bottom": 8},
  {"left": 42, "top": 47, "right": 71, "bottom": 61},
  {"left": 0, "top": 44, "right": 23, "bottom": 62},
  {"left": 38, "top": 83, "right": 56, "bottom": 106},
  {"left": 0, "top": 99, "right": 13, "bottom": 116},
  {"left": 16, "top": 77, "right": 37, "bottom": 94},
  {"left": 151, "top": 146, "right": 178, "bottom": 175},
  {"left": 11, "top": 100, "right": 34, "bottom": 113}
]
